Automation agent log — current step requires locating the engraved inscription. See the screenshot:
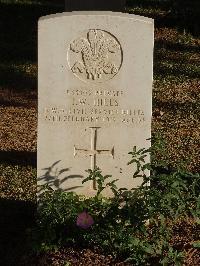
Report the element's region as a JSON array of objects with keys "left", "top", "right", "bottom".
[
  {"left": 43, "top": 88, "right": 146, "bottom": 126},
  {"left": 74, "top": 127, "right": 114, "bottom": 190},
  {"left": 44, "top": 107, "right": 145, "bottom": 125},
  {"left": 68, "top": 30, "right": 122, "bottom": 83}
]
